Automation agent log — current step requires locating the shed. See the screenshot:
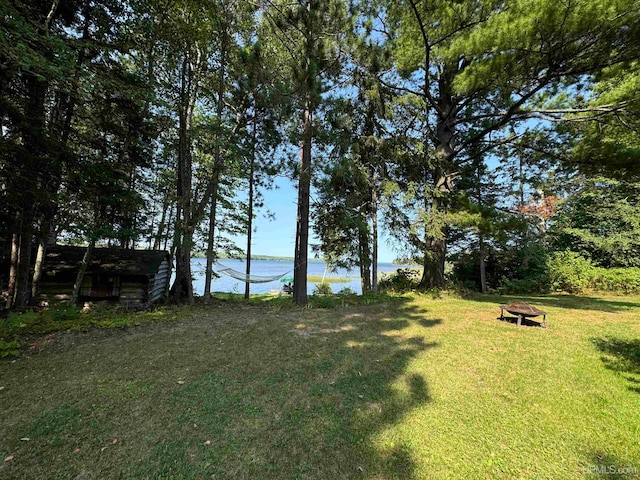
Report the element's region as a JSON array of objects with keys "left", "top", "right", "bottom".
[{"left": 39, "top": 246, "right": 172, "bottom": 306}]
